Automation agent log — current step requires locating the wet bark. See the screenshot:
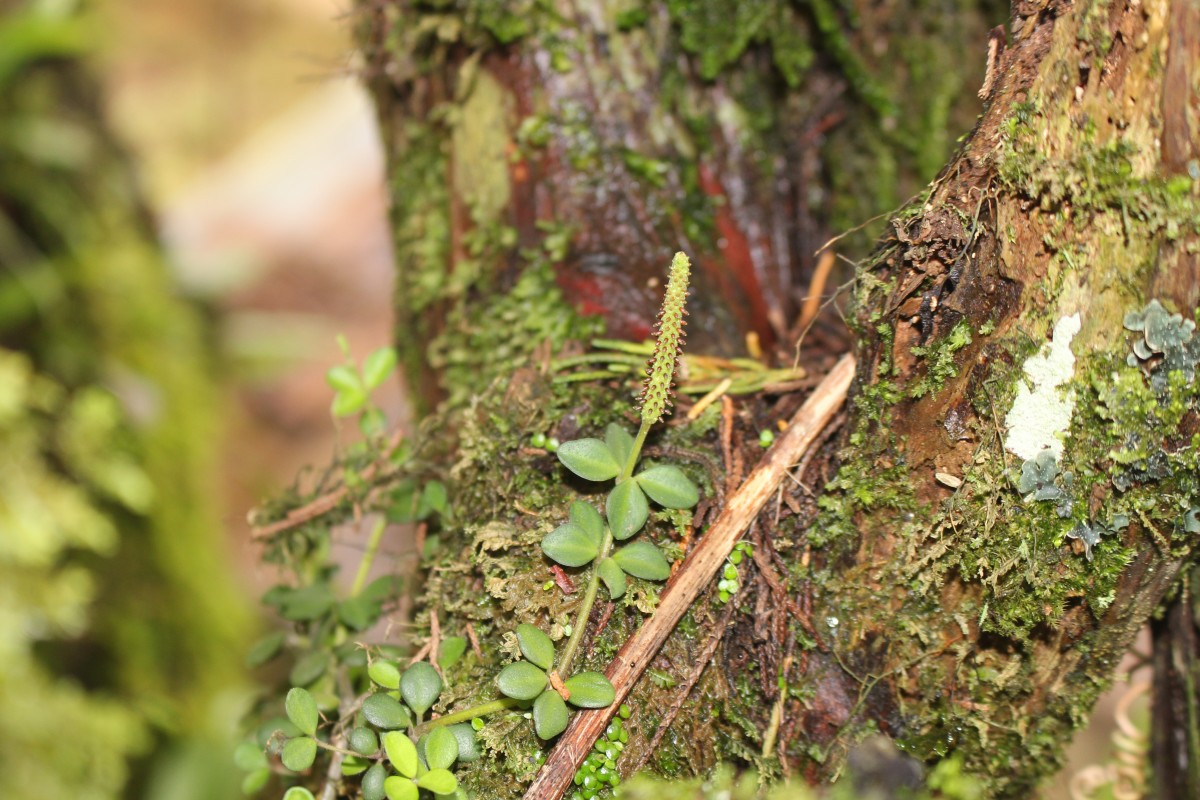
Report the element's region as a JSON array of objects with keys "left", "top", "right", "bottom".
[{"left": 359, "top": 0, "right": 1200, "bottom": 796}]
